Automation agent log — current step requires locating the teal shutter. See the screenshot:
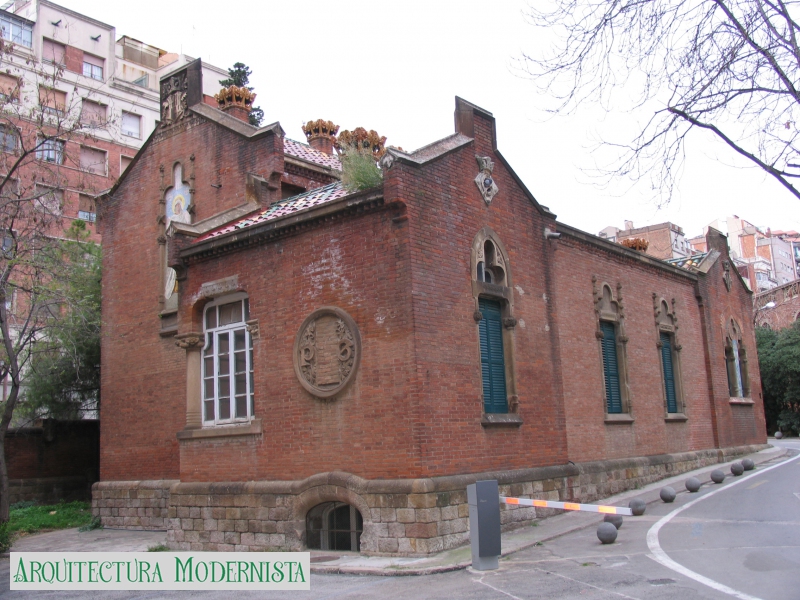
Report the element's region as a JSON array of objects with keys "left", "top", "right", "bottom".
[
  {"left": 479, "top": 298, "right": 507, "bottom": 413},
  {"left": 600, "top": 321, "right": 622, "bottom": 413},
  {"left": 660, "top": 333, "right": 678, "bottom": 413}
]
